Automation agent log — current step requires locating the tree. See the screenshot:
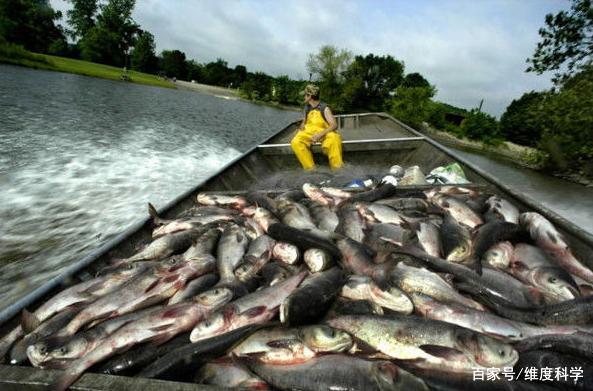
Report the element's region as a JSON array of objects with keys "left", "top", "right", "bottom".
[
  {"left": 159, "top": 49, "right": 187, "bottom": 79},
  {"left": 537, "top": 66, "right": 593, "bottom": 173},
  {"left": 402, "top": 72, "right": 430, "bottom": 88},
  {"left": 186, "top": 60, "right": 203, "bottom": 82},
  {"left": 79, "top": 0, "right": 139, "bottom": 66},
  {"left": 202, "top": 58, "right": 231, "bottom": 86},
  {"left": 499, "top": 91, "right": 547, "bottom": 147},
  {"left": 390, "top": 86, "right": 436, "bottom": 129},
  {"left": 0, "top": 0, "right": 65, "bottom": 53},
  {"left": 231, "top": 65, "right": 247, "bottom": 88},
  {"left": 527, "top": 0, "right": 593, "bottom": 83},
  {"left": 66, "top": 0, "right": 98, "bottom": 40},
  {"left": 130, "top": 30, "right": 157, "bottom": 73},
  {"left": 307, "top": 45, "right": 353, "bottom": 109},
  {"left": 460, "top": 109, "right": 501, "bottom": 145},
  {"left": 240, "top": 72, "right": 274, "bottom": 101},
  {"left": 341, "top": 54, "right": 405, "bottom": 111}
]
